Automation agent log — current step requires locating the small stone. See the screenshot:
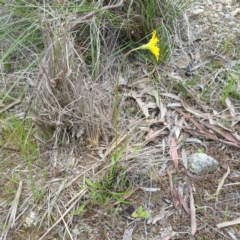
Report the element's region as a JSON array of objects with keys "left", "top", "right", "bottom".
[{"left": 188, "top": 153, "right": 219, "bottom": 175}]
